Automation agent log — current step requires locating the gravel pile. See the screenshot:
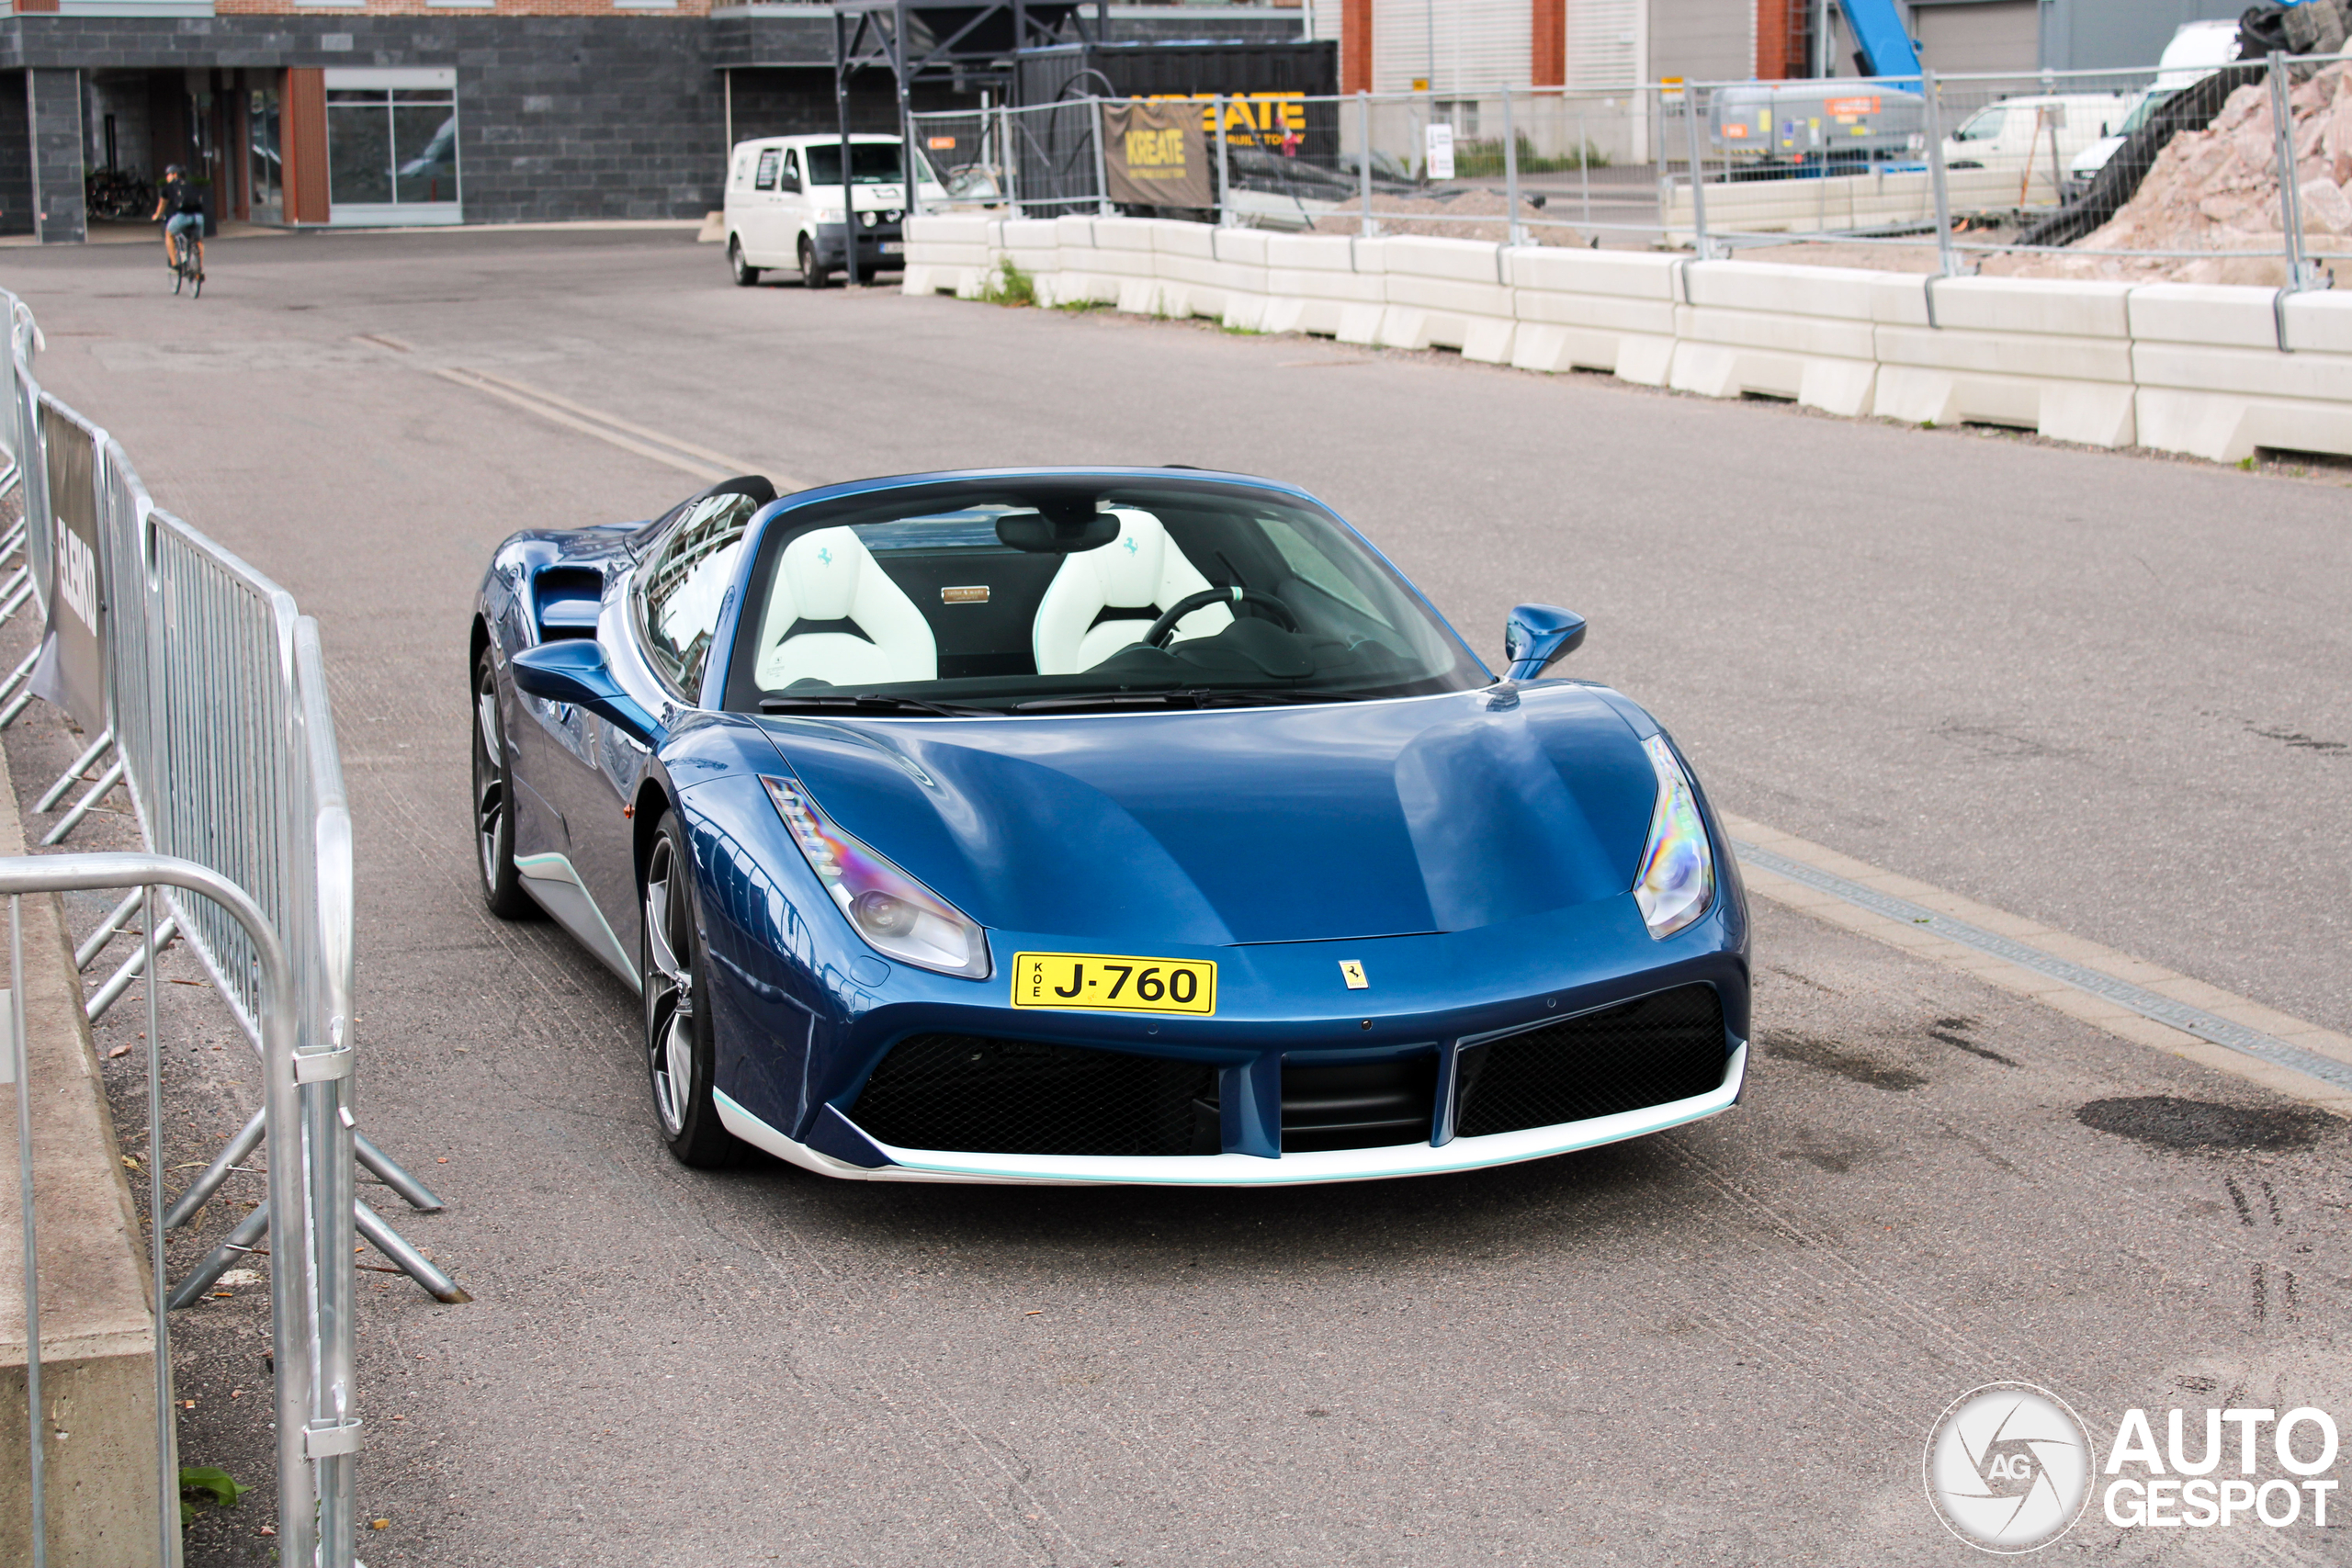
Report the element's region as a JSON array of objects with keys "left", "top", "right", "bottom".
[{"left": 1988, "top": 60, "right": 2352, "bottom": 284}]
